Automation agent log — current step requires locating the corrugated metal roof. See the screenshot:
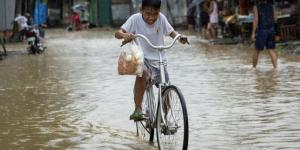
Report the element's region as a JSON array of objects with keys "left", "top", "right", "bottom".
[{"left": 0, "top": 0, "right": 16, "bottom": 30}]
